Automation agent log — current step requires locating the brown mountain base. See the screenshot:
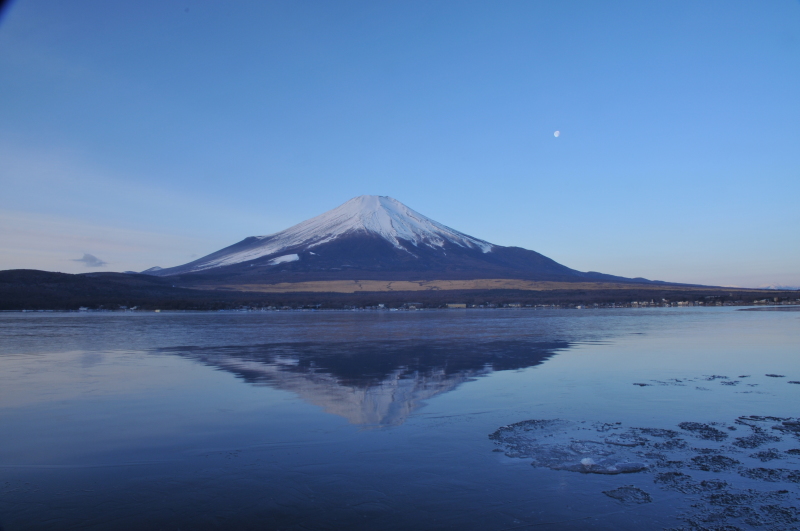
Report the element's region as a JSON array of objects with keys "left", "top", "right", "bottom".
[{"left": 202, "top": 279, "right": 718, "bottom": 294}]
